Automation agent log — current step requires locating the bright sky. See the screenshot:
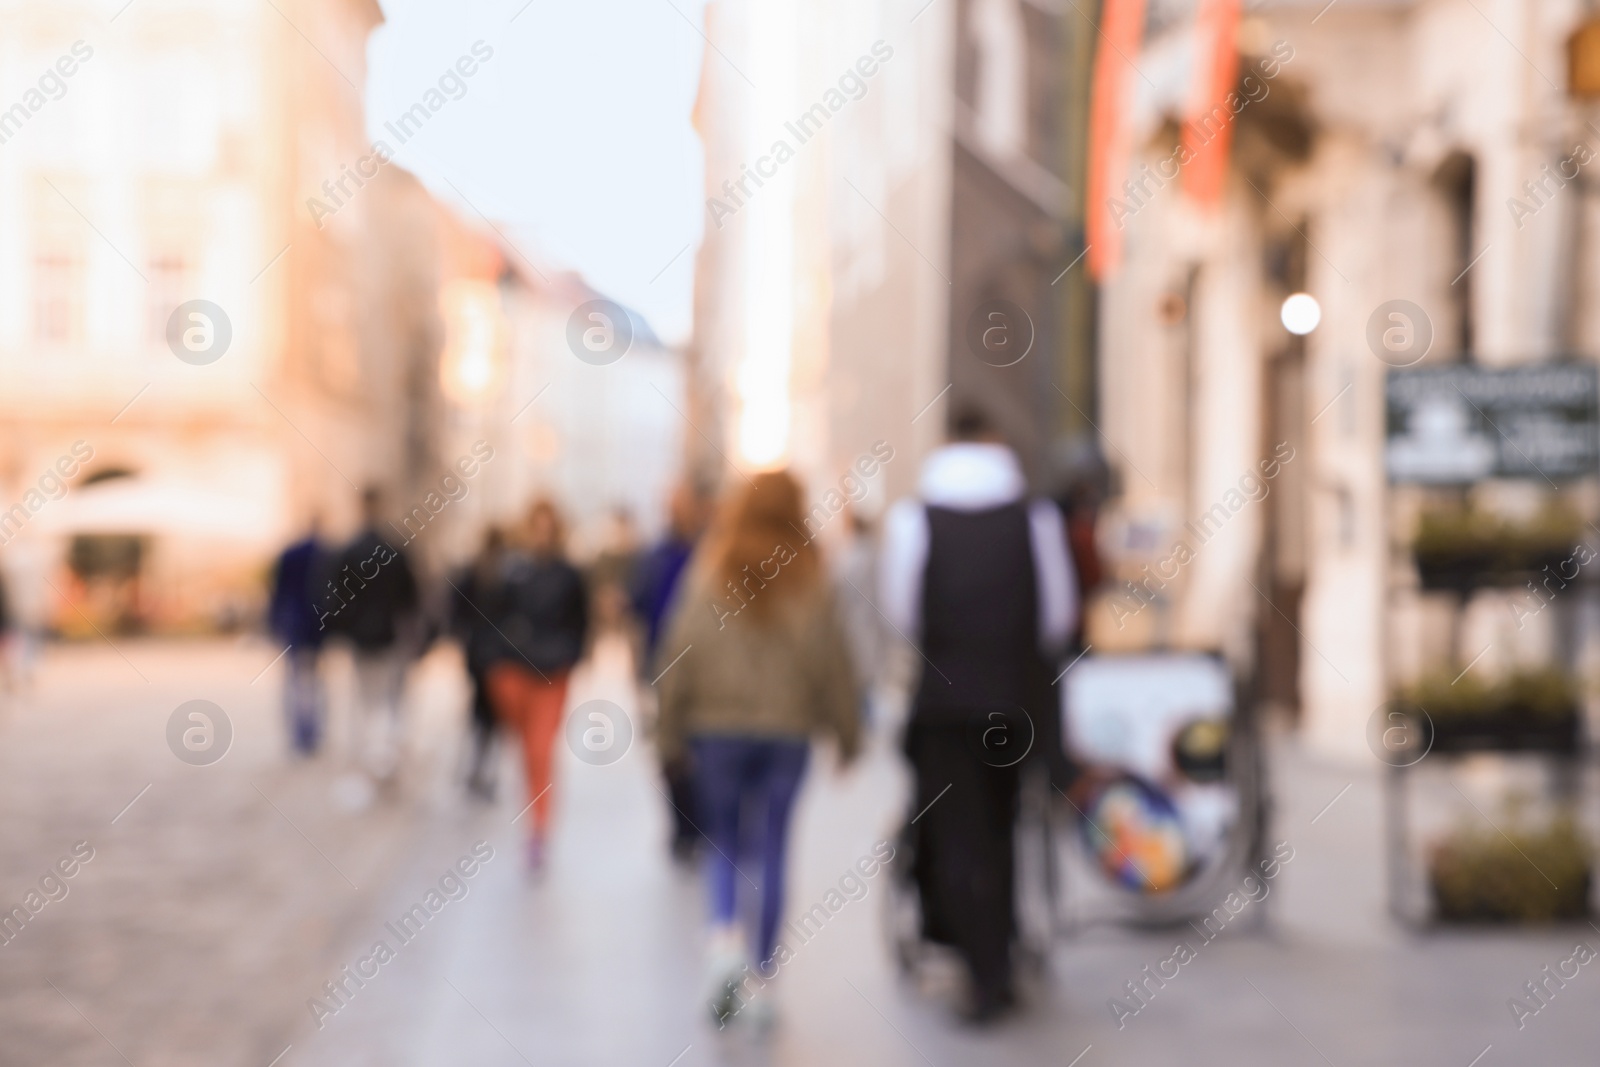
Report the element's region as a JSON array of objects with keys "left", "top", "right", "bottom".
[{"left": 366, "top": 0, "right": 709, "bottom": 346}]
